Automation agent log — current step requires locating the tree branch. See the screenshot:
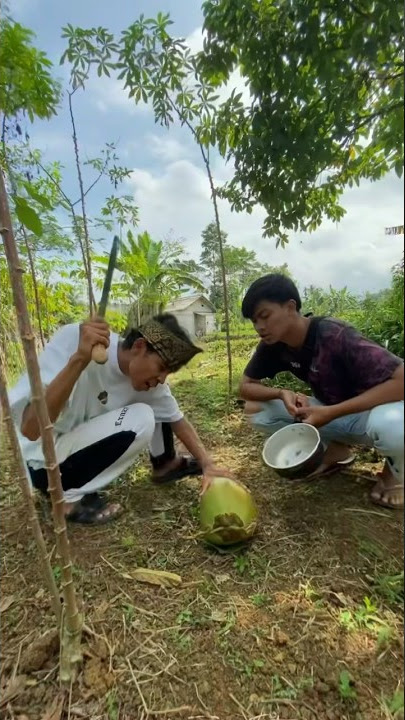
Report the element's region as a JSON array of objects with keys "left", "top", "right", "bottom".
[{"left": 68, "top": 90, "right": 94, "bottom": 314}]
